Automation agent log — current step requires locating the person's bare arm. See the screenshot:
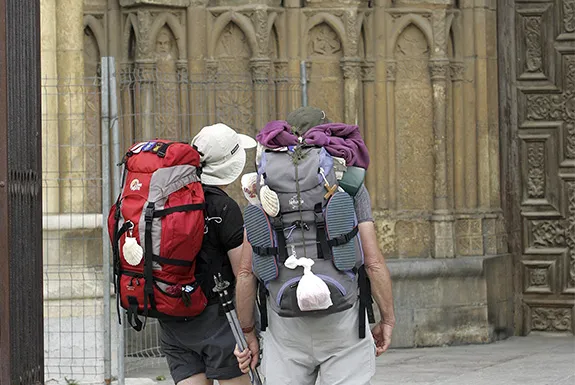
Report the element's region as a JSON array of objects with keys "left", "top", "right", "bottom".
[
  {"left": 359, "top": 221, "right": 395, "bottom": 354},
  {"left": 227, "top": 243, "right": 243, "bottom": 277},
  {"left": 234, "top": 232, "right": 260, "bottom": 372},
  {"left": 235, "top": 232, "right": 257, "bottom": 329}
]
